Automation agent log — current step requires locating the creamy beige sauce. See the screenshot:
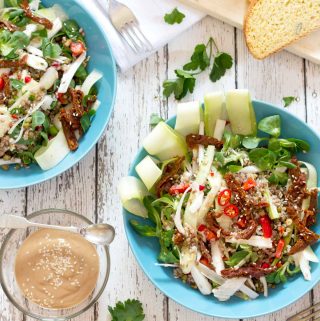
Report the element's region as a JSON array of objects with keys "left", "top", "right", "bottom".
[{"left": 15, "top": 228, "right": 99, "bottom": 309}]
